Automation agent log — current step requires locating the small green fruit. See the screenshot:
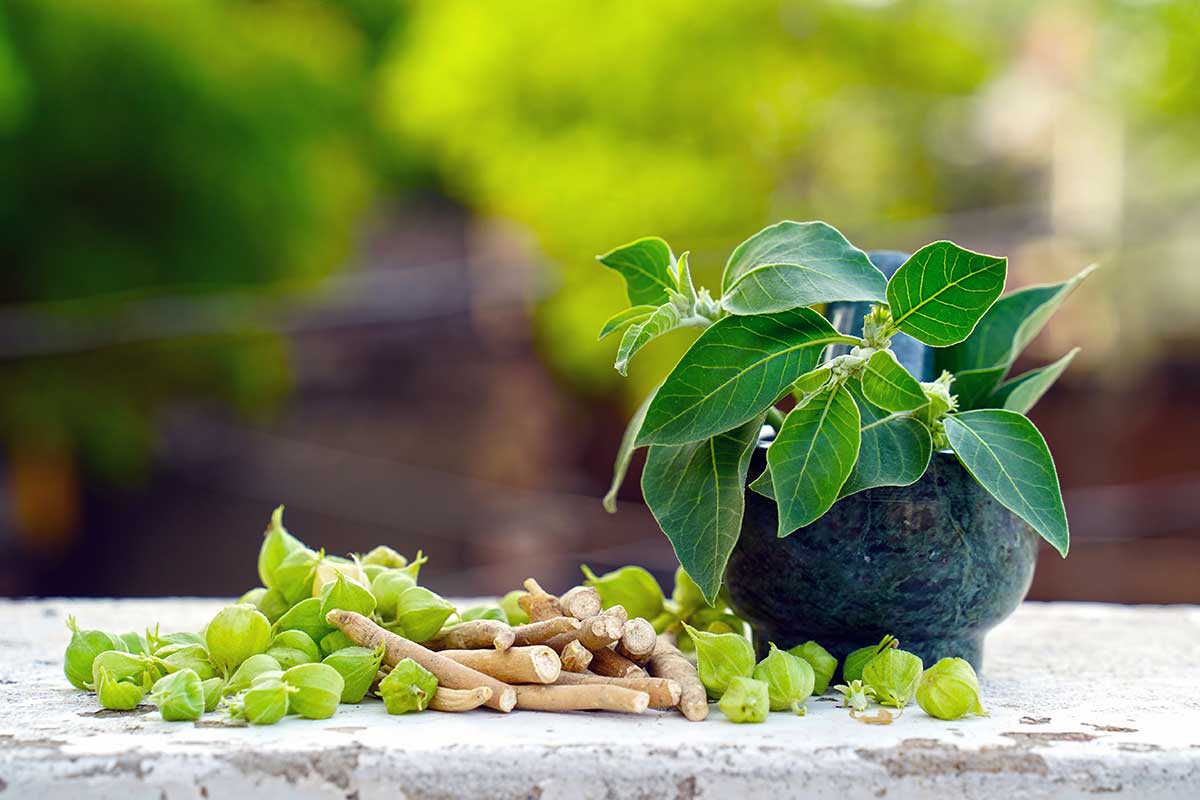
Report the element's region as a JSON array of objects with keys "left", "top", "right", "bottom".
[
  {"left": 266, "top": 630, "right": 322, "bottom": 671},
  {"left": 149, "top": 668, "right": 205, "bottom": 721},
  {"left": 916, "top": 657, "right": 988, "bottom": 720},
  {"left": 753, "top": 643, "right": 815, "bottom": 713},
  {"left": 322, "top": 644, "right": 386, "bottom": 703},
  {"left": 788, "top": 641, "right": 838, "bottom": 695},
  {"left": 63, "top": 616, "right": 125, "bottom": 690},
  {"left": 718, "top": 676, "right": 769, "bottom": 723},
  {"left": 281, "top": 662, "right": 344, "bottom": 719},
  {"left": 862, "top": 648, "right": 923, "bottom": 708},
  {"left": 581, "top": 564, "right": 664, "bottom": 622},
  {"left": 205, "top": 605, "right": 271, "bottom": 677},
  {"left": 843, "top": 634, "right": 898, "bottom": 683},
  {"left": 681, "top": 622, "right": 755, "bottom": 699},
  {"left": 377, "top": 658, "right": 438, "bottom": 714},
  {"left": 224, "top": 653, "right": 283, "bottom": 696}
]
